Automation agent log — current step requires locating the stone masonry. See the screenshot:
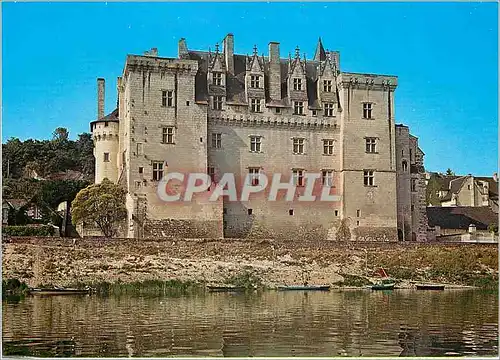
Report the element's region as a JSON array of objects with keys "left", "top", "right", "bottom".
[{"left": 90, "top": 34, "right": 426, "bottom": 241}]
